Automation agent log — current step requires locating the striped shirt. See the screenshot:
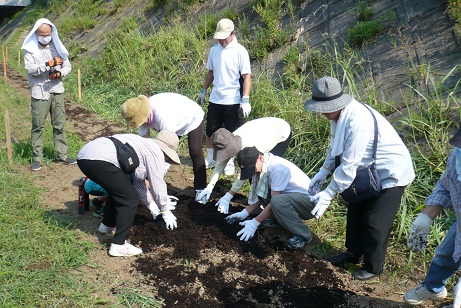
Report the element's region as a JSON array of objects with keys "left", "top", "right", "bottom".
[
  {"left": 77, "top": 134, "right": 168, "bottom": 210},
  {"left": 426, "top": 149, "right": 461, "bottom": 262}
]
